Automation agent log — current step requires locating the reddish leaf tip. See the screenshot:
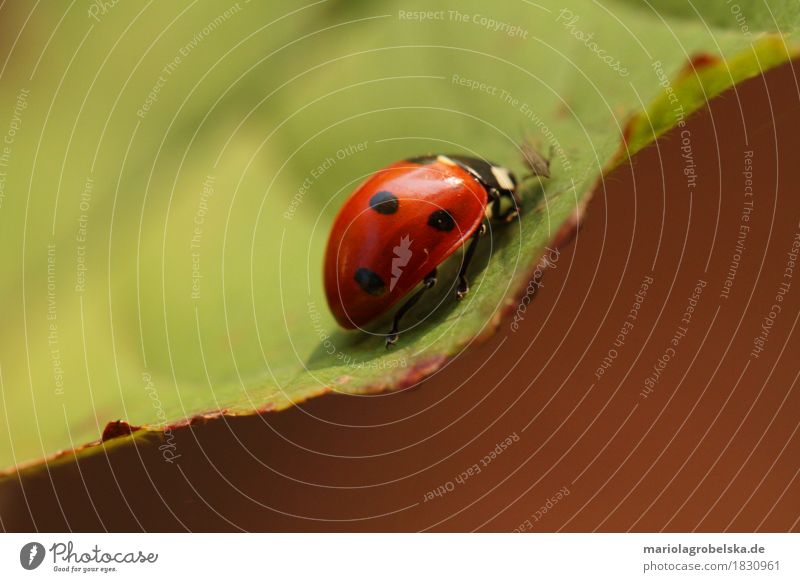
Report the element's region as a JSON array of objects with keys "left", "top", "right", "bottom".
[
  {"left": 678, "top": 53, "right": 723, "bottom": 79},
  {"left": 101, "top": 420, "right": 140, "bottom": 442}
]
